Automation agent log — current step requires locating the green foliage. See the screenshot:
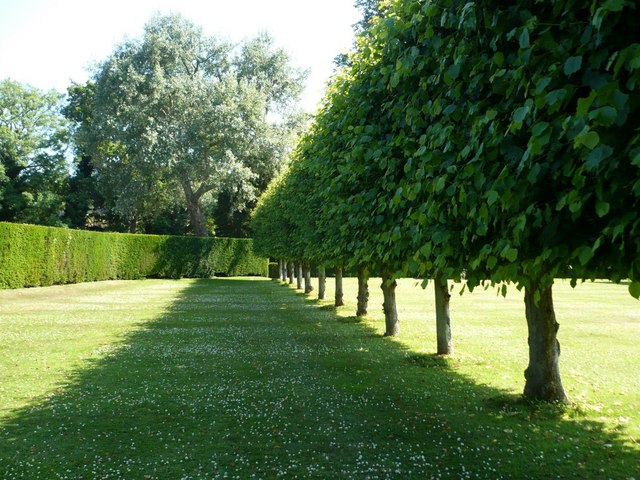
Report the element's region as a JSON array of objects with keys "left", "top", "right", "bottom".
[
  {"left": 251, "top": 171, "right": 294, "bottom": 260},
  {"left": 258, "top": 0, "right": 640, "bottom": 298},
  {"left": 0, "top": 79, "right": 70, "bottom": 226},
  {"left": 0, "top": 222, "right": 267, "bottom": 289},
  {"left": 85, "top": 14, "right": 306, "bottom": 236}
]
